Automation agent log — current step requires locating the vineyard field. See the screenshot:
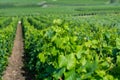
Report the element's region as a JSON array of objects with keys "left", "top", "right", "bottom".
[
  {"left": 0, "top": 17, "right": 18, "bottom": 78},
  {"left": 21, "top": 15, "right": 120, "bottom": 80},
  {"left": 0, "top": 0, "right": 120, "bottom": 80}
]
